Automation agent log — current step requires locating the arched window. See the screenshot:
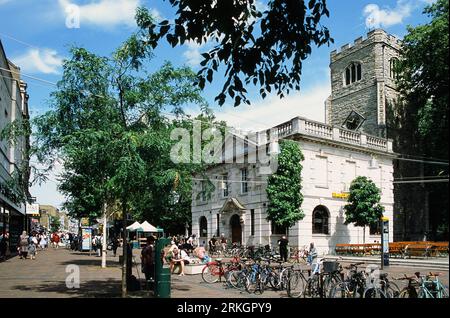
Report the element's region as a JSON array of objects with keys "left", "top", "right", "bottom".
[
  {"left": 312, "top": 205, "right": 330, "bottom": 234},
  {"left": 344, "top": 62, "right": 362, "bottom": 86},
  {"left": 390, "top": 58, "right": 399, "bottom": 79},
  {"left": 199, "top": 216, "right": 208, "bottom": 237}
]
